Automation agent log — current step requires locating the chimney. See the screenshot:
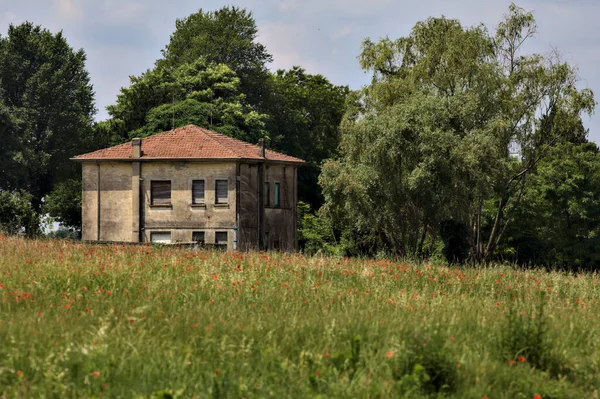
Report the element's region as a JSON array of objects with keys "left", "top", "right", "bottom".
[
  {"left": 132, "top": 138, "right": 142, "bottom": 158},
  {"left": 258, "top": 138, "right": 265, "bottom": 158}
]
